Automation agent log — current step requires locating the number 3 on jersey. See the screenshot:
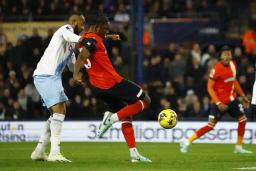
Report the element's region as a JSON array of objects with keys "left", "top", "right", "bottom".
[{"left": 84, "top": 59, "right": 92, "bottom": 69}]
